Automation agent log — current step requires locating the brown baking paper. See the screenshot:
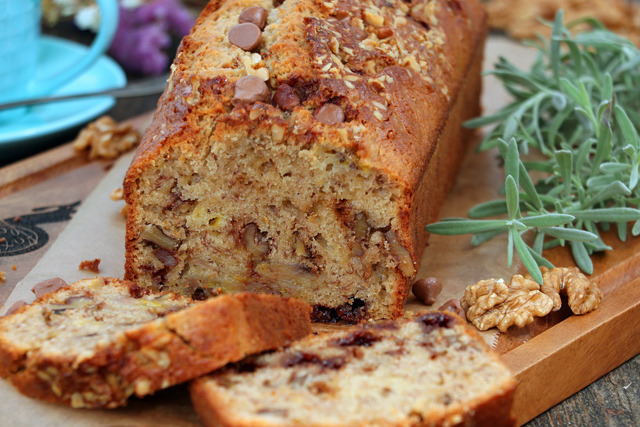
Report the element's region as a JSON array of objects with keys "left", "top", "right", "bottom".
[{"left": 0, "top": 36, "right": 536, "bottom": 426}]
